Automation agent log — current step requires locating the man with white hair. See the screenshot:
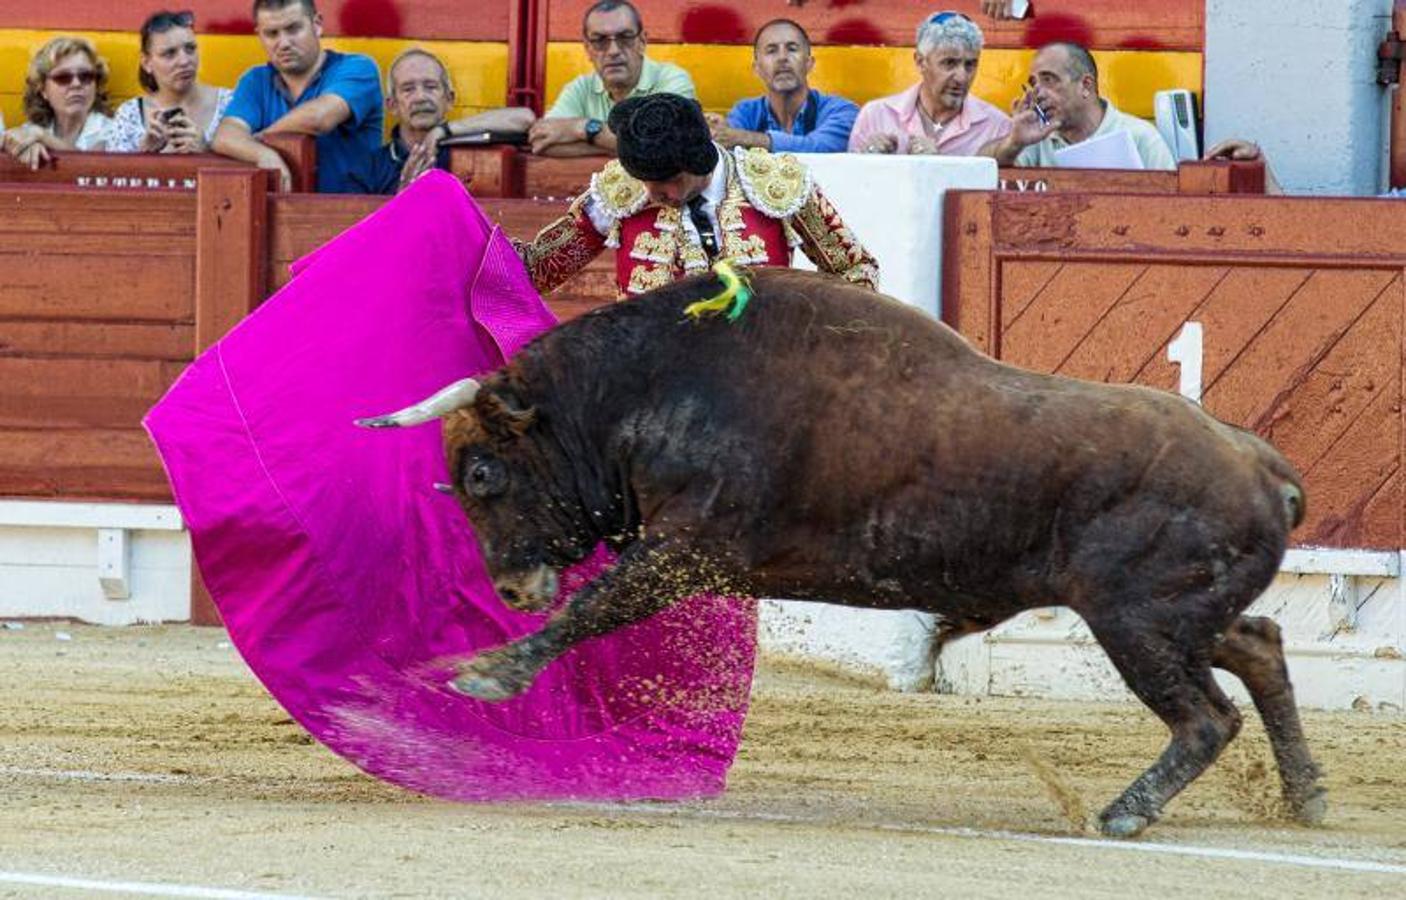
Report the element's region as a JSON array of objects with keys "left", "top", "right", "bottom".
[{"left": 847, "top": 10, "right": 1010, "bottom": 155}]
